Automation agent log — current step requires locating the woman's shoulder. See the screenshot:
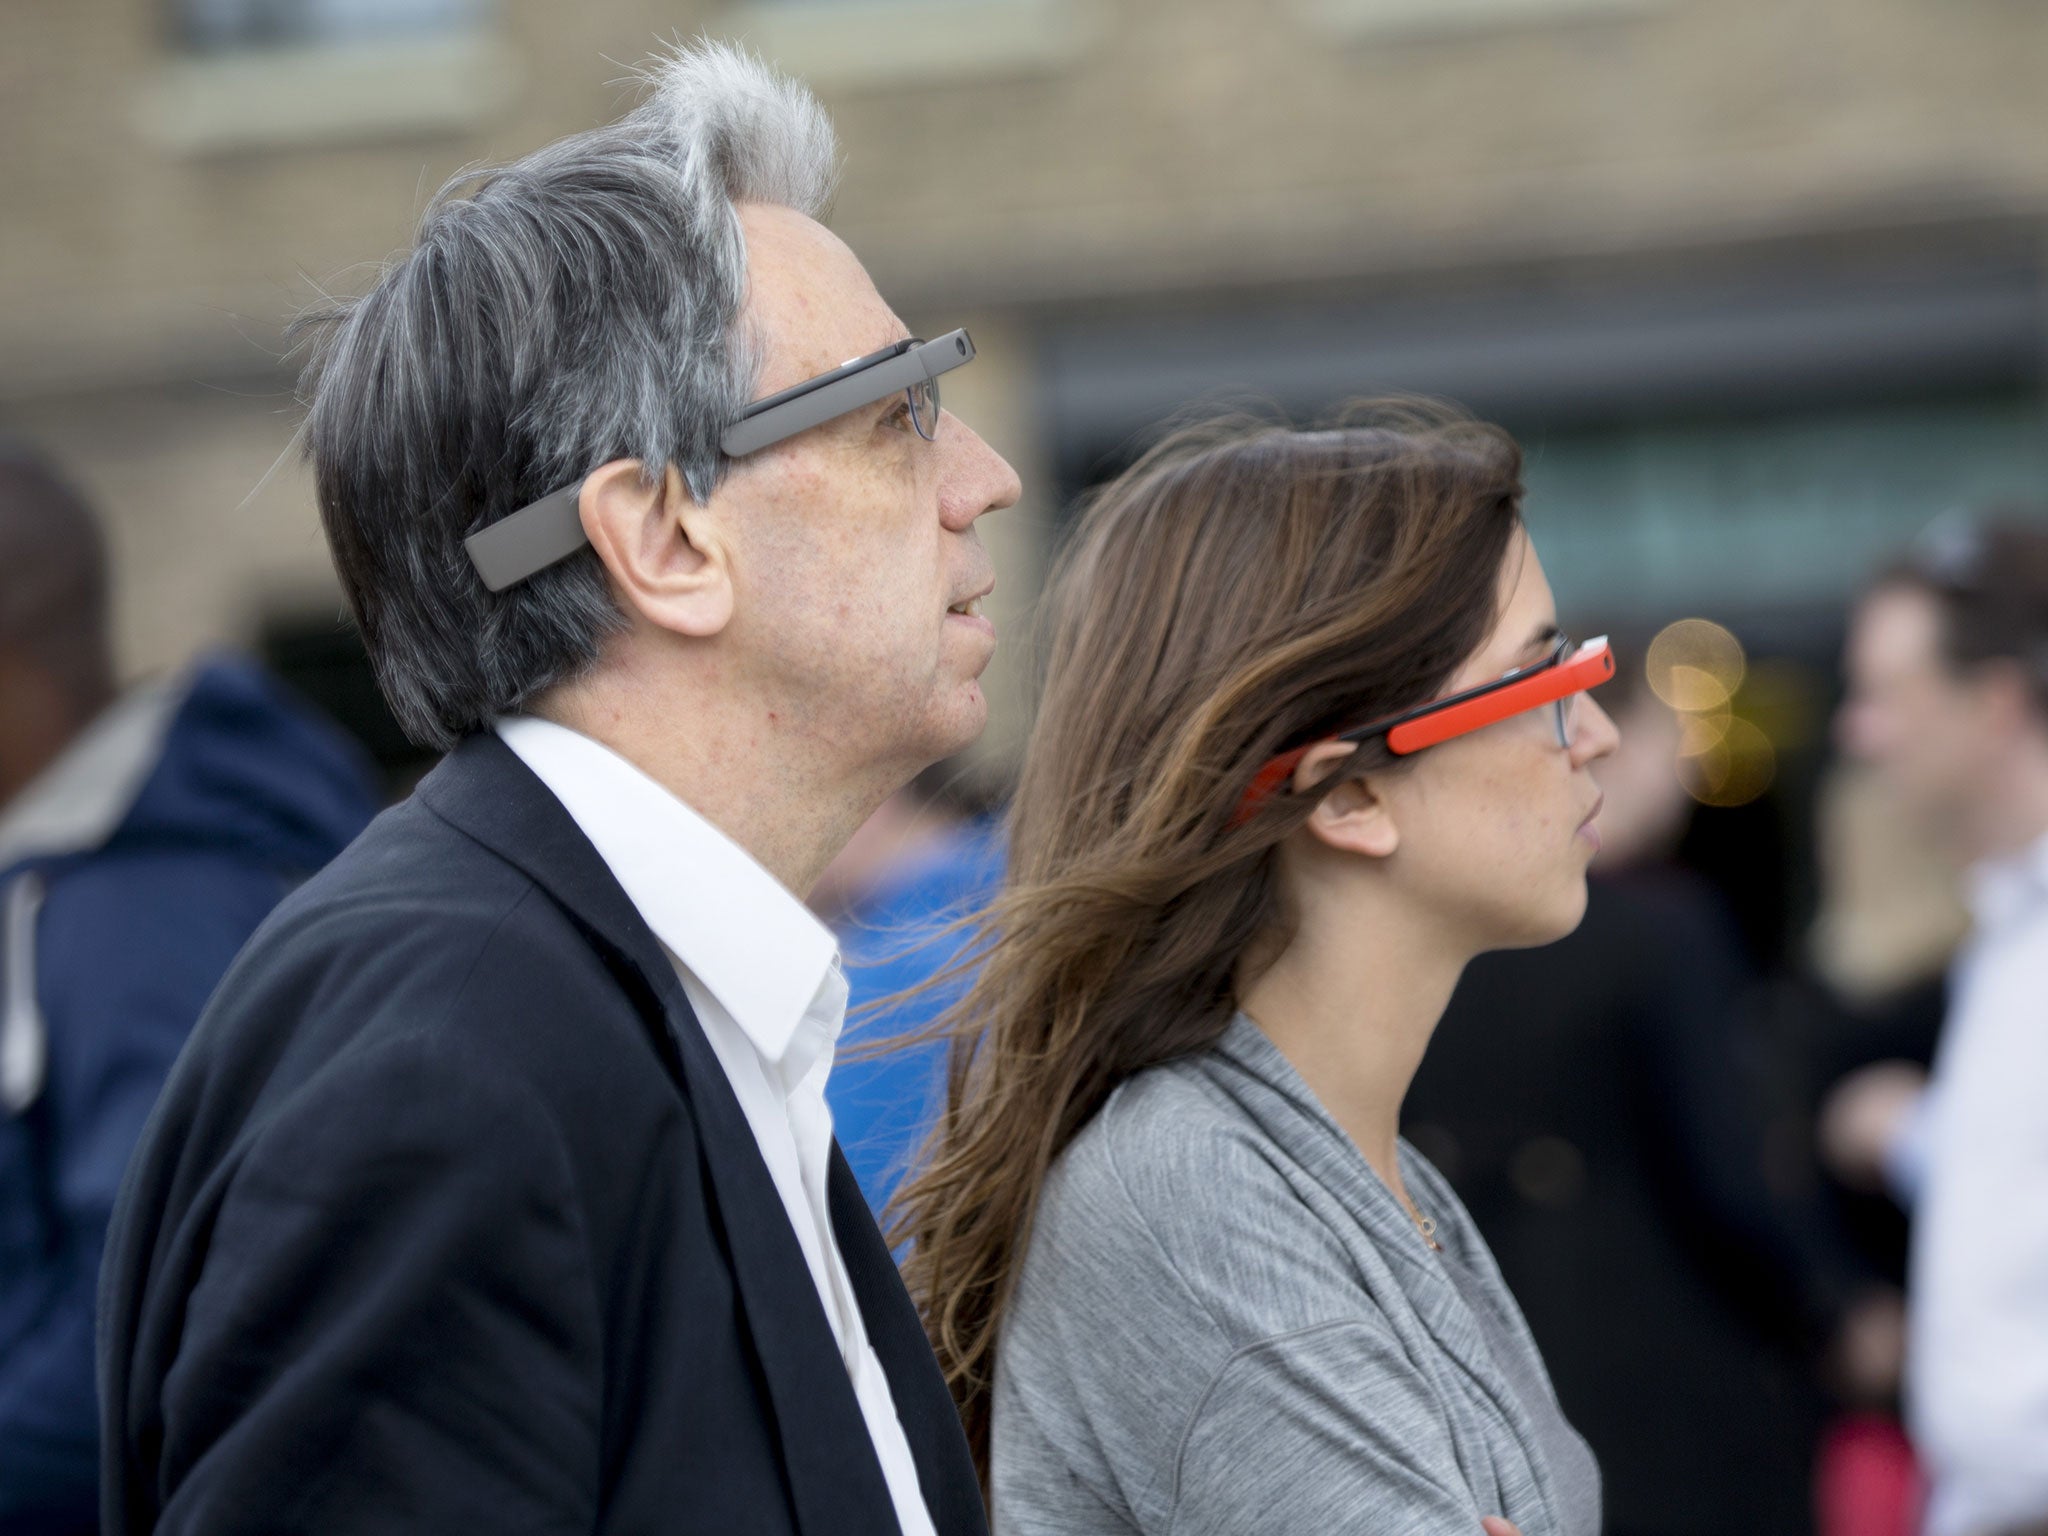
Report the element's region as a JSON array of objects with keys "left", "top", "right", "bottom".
[
  {"left": 997, "top": 1056, "right": 1404, "bottom": 1530},
  {"left": 1020, "top": 1056, "right": 1375, "bottom": 1343},
  {"left": 1046, "top": 1061, "right": 1292, "bottom": 1234}
]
